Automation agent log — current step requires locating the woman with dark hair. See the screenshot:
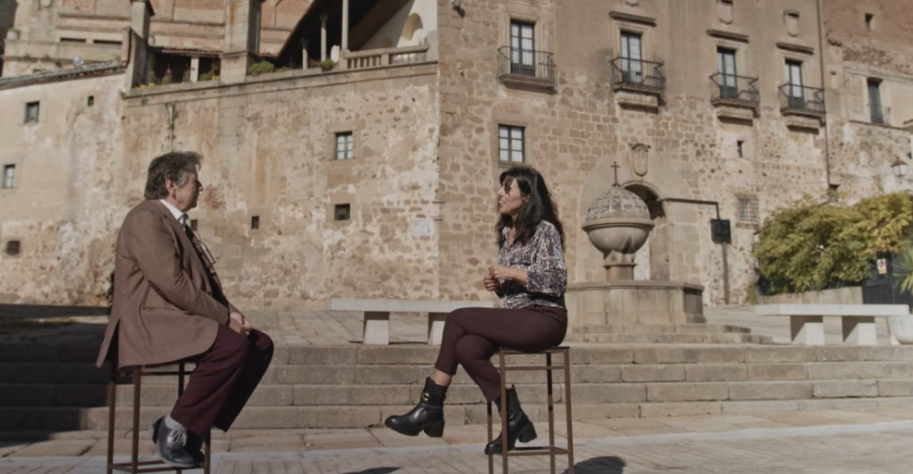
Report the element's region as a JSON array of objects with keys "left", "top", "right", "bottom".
[{"left": 385, "top": 166, "right": 568, "bottom": 455}]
